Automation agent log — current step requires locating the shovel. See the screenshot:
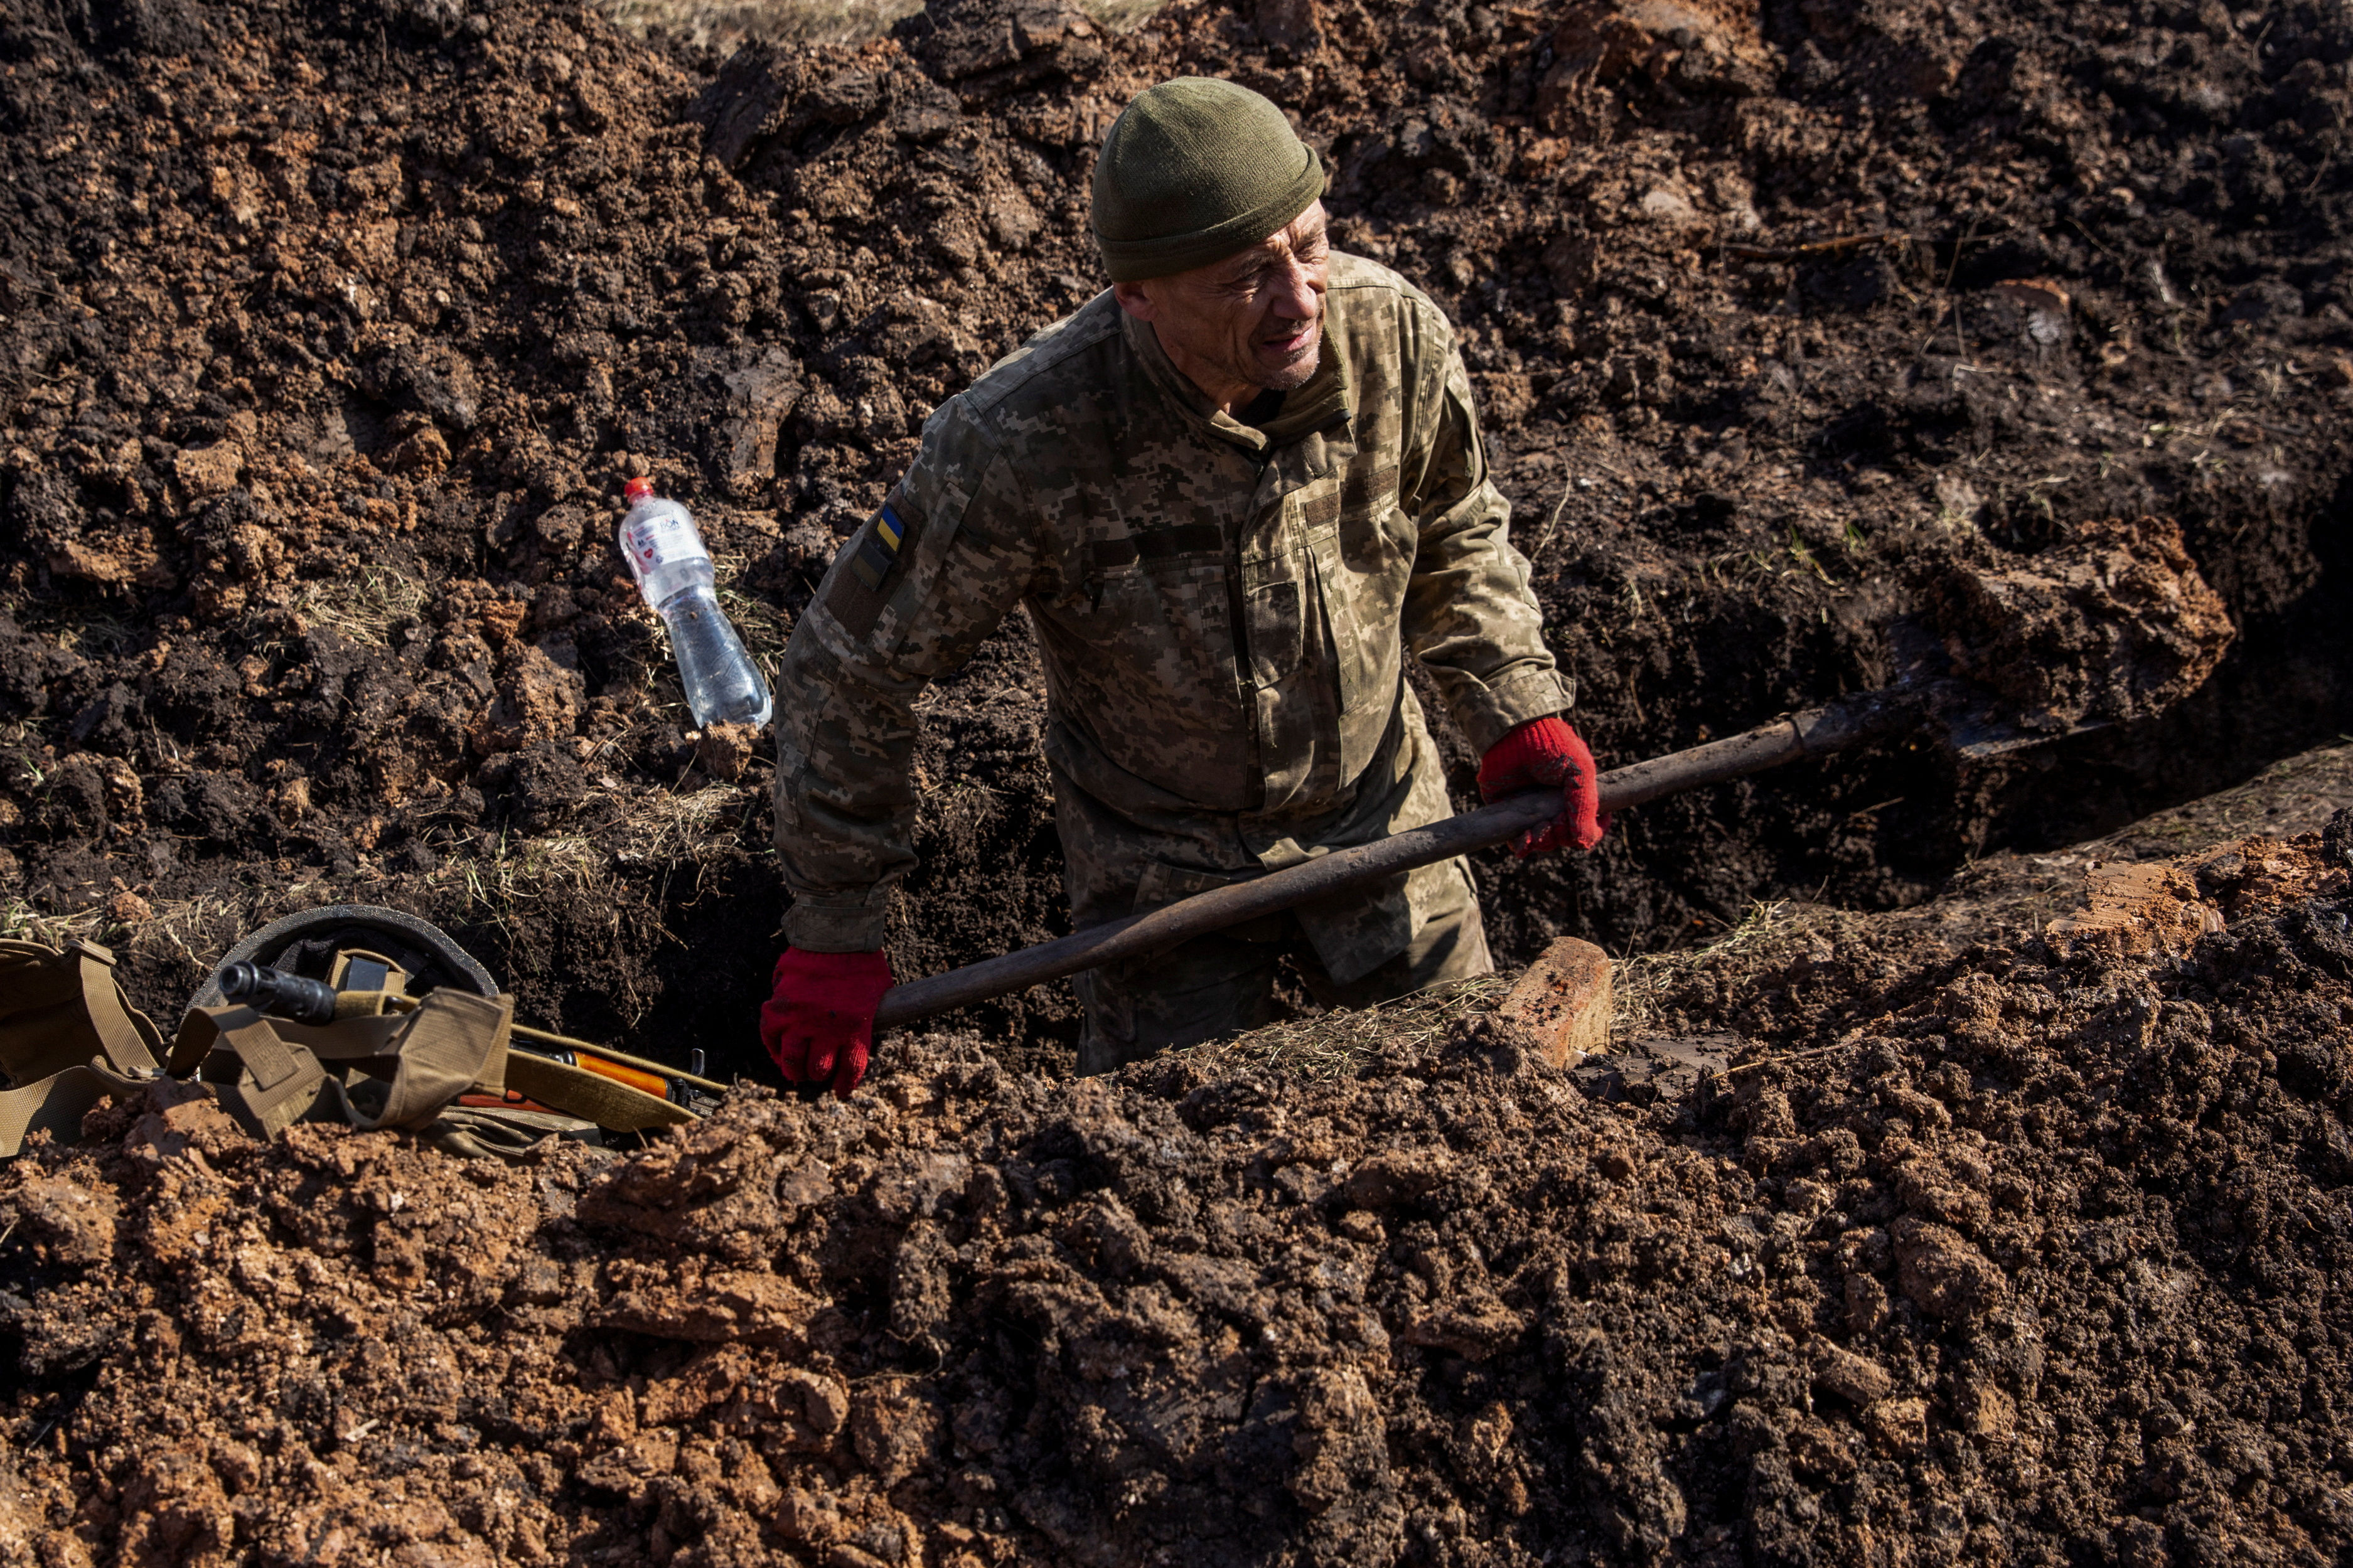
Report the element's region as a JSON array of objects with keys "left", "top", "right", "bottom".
[{"left": 872, "top": 675, "right": 2075, "bottom": 1031}]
